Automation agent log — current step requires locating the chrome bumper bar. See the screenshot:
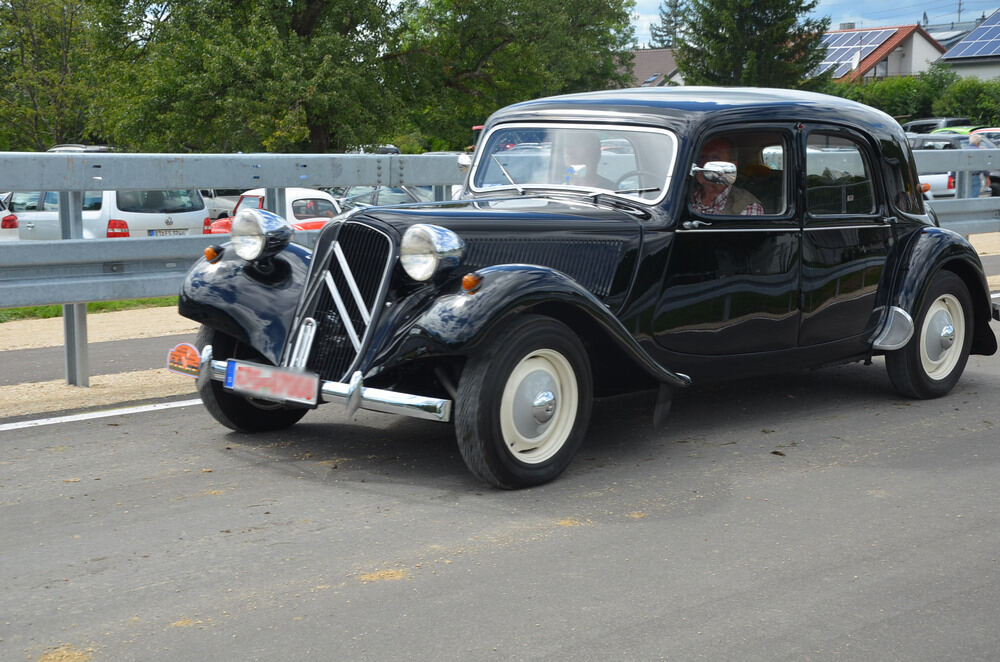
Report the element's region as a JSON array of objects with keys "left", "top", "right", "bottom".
[{"left": 198, "top": 345, "right": 452, "bottom": 423}]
